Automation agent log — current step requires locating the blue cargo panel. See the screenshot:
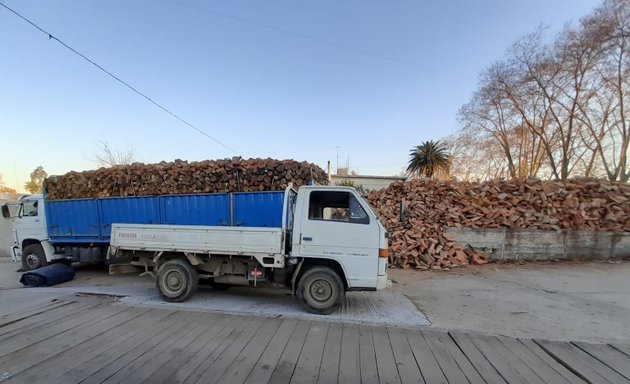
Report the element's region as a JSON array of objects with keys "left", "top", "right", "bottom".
[
  {"left": 99, "top": 197, "right": 160, "bottom": 240},
  {"left": 233, "top": 191, "right": 284, "bottom": 227},
  {"left": 47, "top": 199, "right": 100, "bottom": 242},
  {"left": 162, "top": 194, "right": 230, "bottom": 226},
  {"left": 46, "top": 190, "right": 285, "bottom": 245}
]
